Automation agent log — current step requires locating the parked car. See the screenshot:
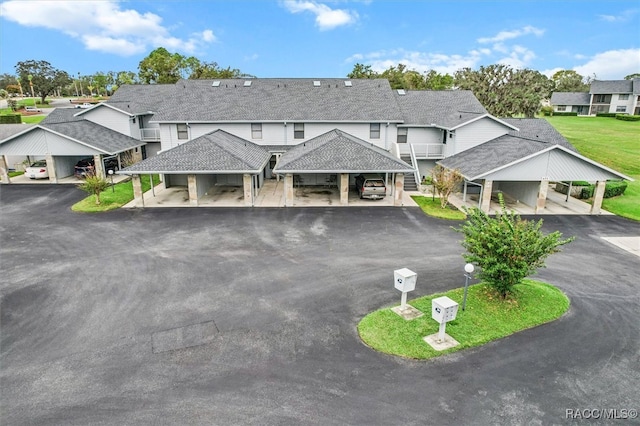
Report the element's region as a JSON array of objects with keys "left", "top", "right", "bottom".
[
  {"left": 74, "top": 157, "right": 119, "bottom": 178},
  {"left": 24, "top": 106, "right": 42, "bottom": 112},
  {"left": 24, "top": 160, "right": 49, "bottom": 179},
  {"left": 75, "top": 103, "right": 93, "bottom": 109},
  {"left": 355, "top": 174, "right": 386, "bottom": 199}
]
